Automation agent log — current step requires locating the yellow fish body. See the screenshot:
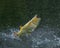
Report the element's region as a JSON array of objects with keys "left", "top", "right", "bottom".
[{"left": 15, "top": 15, "right": 41, "bottom": 37}]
